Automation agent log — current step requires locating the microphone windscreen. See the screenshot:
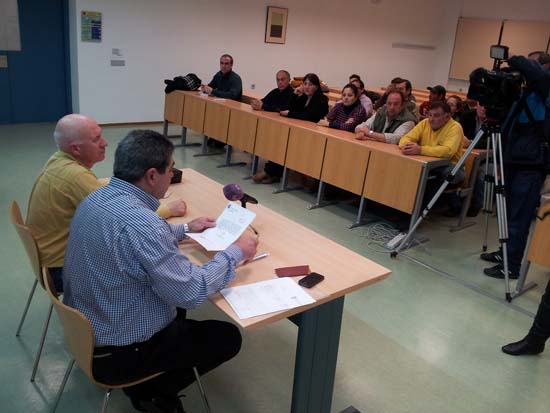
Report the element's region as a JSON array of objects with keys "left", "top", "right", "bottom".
[{"left": 223, "top": 183, "right": 244, "bottom": 201}]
